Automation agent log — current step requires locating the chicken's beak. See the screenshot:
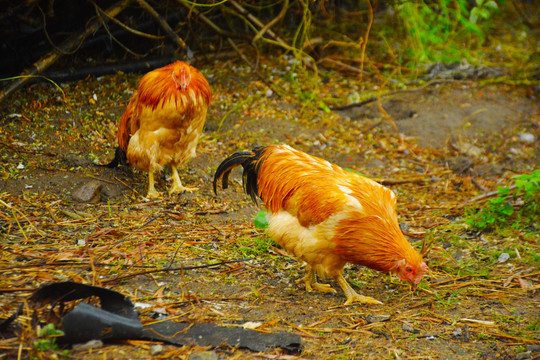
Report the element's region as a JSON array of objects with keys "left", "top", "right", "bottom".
[{"left": 409, "top": 280, "right": 417, "bottom": 291}]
